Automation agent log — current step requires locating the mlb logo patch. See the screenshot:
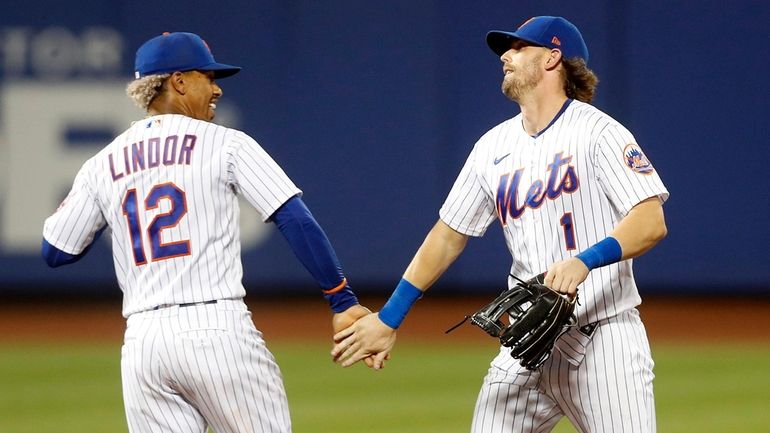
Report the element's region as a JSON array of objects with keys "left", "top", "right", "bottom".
[{"left": 623, "top": 143, "right": 654, "bottom": 174}]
